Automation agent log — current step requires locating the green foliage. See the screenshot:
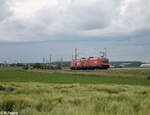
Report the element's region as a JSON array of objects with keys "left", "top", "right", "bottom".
[
  {"left": 0, "top": 99, "right": 31, "bottom": 112},
  {"left": 31, "top": 63, "right": 62, "bottom": 70},
  {"left": 32, "top": 63, "right": 41, "bottom": 69},
  {"left": 36, "top": 100, "right": 53, "bottom": 112},
  {"left": 23, "top": 65, "right": 28, "bottom": 70},
  {"left": 0, "top": 100, "right": 15, "bottom": 111},
  {"left": 0, "top": 85, "right": 5, "bottom": 91},
  {"left": 52, "top": 61, "right": 70, "bottom": 67}
]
